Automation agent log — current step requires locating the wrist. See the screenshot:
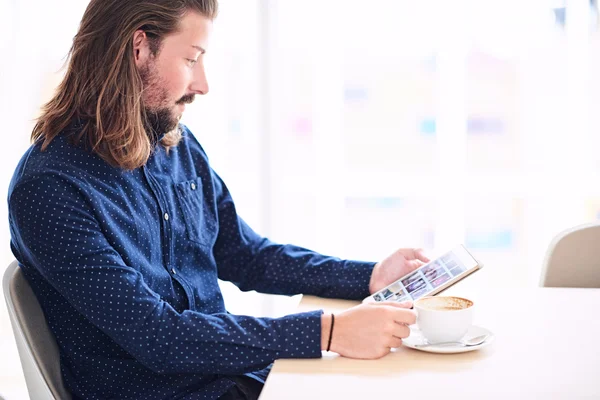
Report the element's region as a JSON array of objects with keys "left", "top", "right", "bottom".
[
  {"left": 369, "top": 262, "right": 380, "bottom": 294},
  {"left": 321, "top": 313, "right": 332, "bottom": 351}
]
